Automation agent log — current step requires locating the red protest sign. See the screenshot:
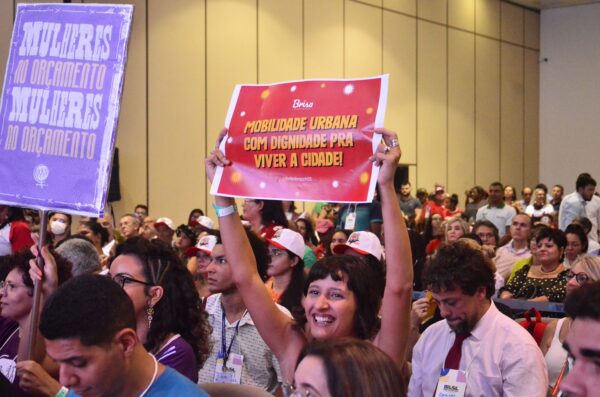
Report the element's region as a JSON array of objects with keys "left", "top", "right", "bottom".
[{"left": 210, "top": 75, "right": 388, "bottom": 203}]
